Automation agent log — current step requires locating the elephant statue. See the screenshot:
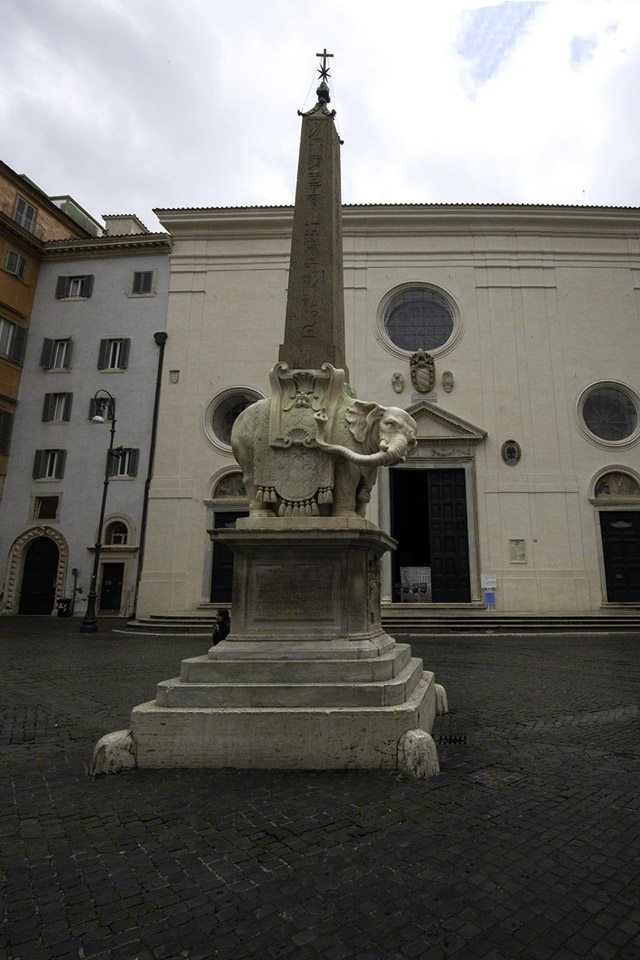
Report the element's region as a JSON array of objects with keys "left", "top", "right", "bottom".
[{"left": 231, "top": 391, "right": 418, "bottom": 519}]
